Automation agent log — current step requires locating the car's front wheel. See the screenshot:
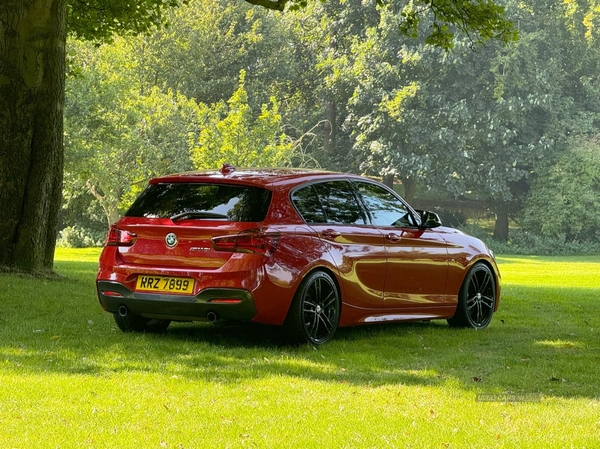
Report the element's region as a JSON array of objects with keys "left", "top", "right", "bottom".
[
  {"left": 448, "top": 262, "right": 496, "bottom": 329},
  {"left": 113, "top": 313, "right": 171, "bottom": 333},
  {"left": 285, "top": 270, "right": 340, "bottom": 345}
]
